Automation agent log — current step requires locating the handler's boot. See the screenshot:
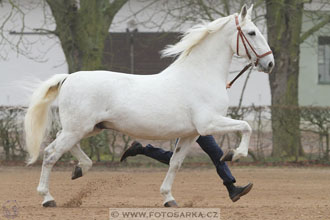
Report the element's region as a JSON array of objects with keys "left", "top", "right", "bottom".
[
  {"left": 226, "top": 182, "right": 253, "bottom": 202},
  {"left": 120, "top": 141, "right": 145, "bottom": 162}
]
